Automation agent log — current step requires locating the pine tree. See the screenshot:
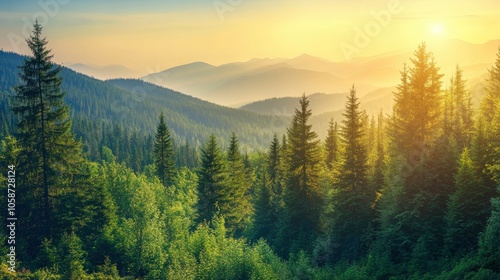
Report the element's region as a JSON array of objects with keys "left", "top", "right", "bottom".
[
  {"left": 476, "top": 82, "right": 500, "bottom": 270},
  {"left": 58, "top": 232, "right": 87, "bottom": 280},
  {"left": 277, "top": 94, "right": 322, "bottom": 255},
  {"left": 478, "top": 155, "right": 500, "bottom": 271},
  {"left": 379, "top": 43, "right": 444, "bottom": 265},
  {"left": 326, "top": 85, "right": 371, "bottom": 262},
  {"left": 324, "top": 118, "right": 339, "bottom": 170},
  {"left": 444, "top": 65, "right": 473, "bottom": 148},
  {"left": 253, "top": 134, "right": 283, "bottom": 242},
  {"left": 339, "top": 86, "right": 369, "bottom": 191},
  {"left": 370, "top": 110, "right": 385, "bottom": 196},
  {"left": 473, "top": 47, "right": 500, "bottom": 213},
  {"left": 252, "top": 166, "right": 274, "bottom": 241},
  {"left": 390, "top": 43, "right": 443, "bottom": 157},
  {"left": 34, "top": 239, "right": 58, "bottom": 270},
  {"left": 268, "top": 134, "right": 284, "bottom": 201},
  {"left": 480, "top": 46, "right": 500, "bottom": 124},
  {"left": 223, "top": 132, "right": 252, "bottom": 236},
  {"left": 444, "top": 148, "right": 488, "bottom": 255},
  {"left": 154, "top": 112, "right": 176, "bottom": 187},
  {"left": 197, "top": 134, "right": 227, "bottom": 224},
  {"left": 11, "top": 21, "right": 90, "bottom": 258}
]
